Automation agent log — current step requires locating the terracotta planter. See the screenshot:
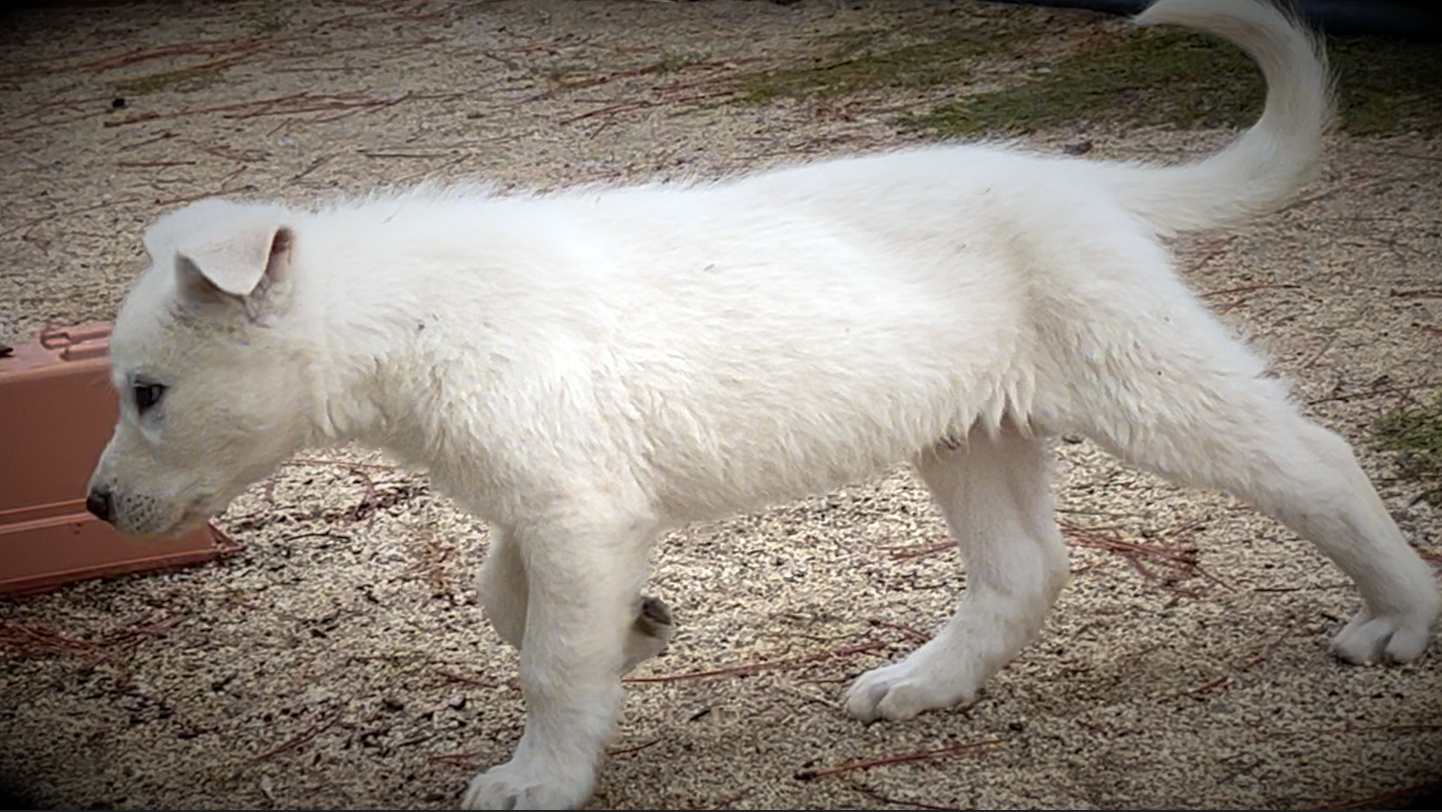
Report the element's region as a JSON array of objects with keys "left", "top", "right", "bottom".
[{"left": 0, "top": 323, "right": 236, "bottom": 595}]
